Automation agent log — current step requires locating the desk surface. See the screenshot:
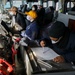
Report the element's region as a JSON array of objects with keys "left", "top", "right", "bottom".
[
  {"left": 32, "top": 59, "right": 75, "bottom": 74},
  {"left": 22, "top": 46, "right": 75, "bottom": 75},
  {"left": 30, "top": 47, "right": 75, "bottom": 73}
]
